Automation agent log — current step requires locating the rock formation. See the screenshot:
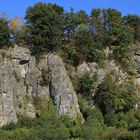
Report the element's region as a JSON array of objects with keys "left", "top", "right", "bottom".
[
  {"left": 48, "top": 54, "right": 81, "bottom": 118},
  {"left": 0, "top": 44, "right": 140, "bottom": 126},
  {"left": 0, "top": 45, "right": 82, "bottom": 126}
]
